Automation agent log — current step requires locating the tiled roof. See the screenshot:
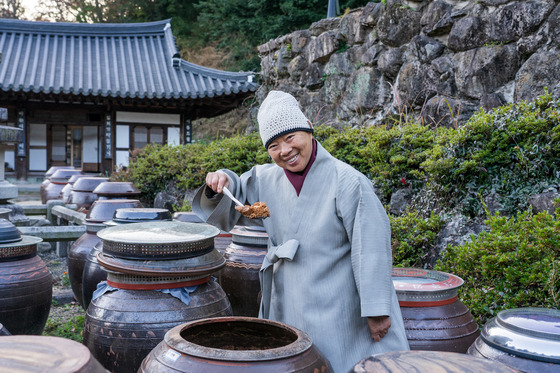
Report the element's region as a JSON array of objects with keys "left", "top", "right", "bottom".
[{"left": 0, "top": 18, "right": 257, "bottom": 102}]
